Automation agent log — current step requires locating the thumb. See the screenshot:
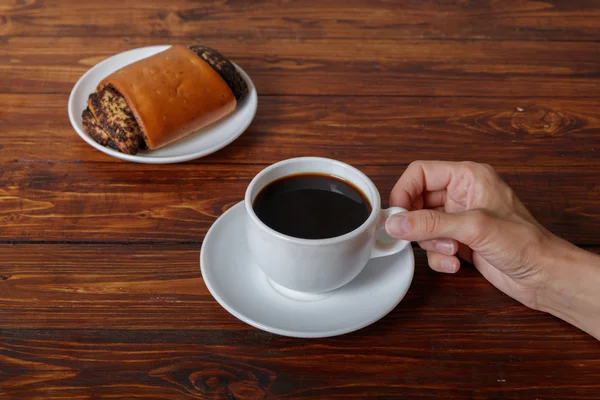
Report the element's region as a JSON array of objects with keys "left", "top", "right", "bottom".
[{"left": 385, "top": 209, "right": 494, "bottom": 248}]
